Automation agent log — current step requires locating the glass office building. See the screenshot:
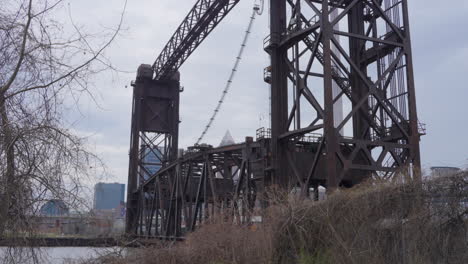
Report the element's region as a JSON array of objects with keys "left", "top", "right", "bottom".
[
  {"left": 94, "top": 182, "right": 126, "bottom": 210},
  {"left": 141, "top": 146, "right": 164, "bottom": 180}
]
